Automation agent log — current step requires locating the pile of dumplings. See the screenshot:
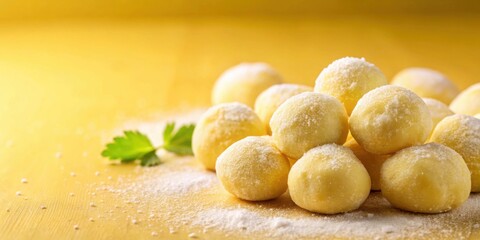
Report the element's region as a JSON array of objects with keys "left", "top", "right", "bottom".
[{"left": 192, "top": 58, "right": 480, "bottom": 214}]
